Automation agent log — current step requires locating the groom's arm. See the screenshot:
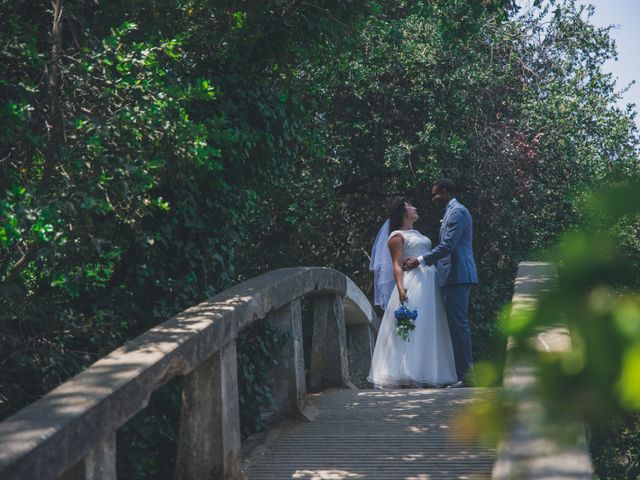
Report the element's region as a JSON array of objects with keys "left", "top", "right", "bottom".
[{"left": 418, "top": 210, "right": 466, "bottom": 266}]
